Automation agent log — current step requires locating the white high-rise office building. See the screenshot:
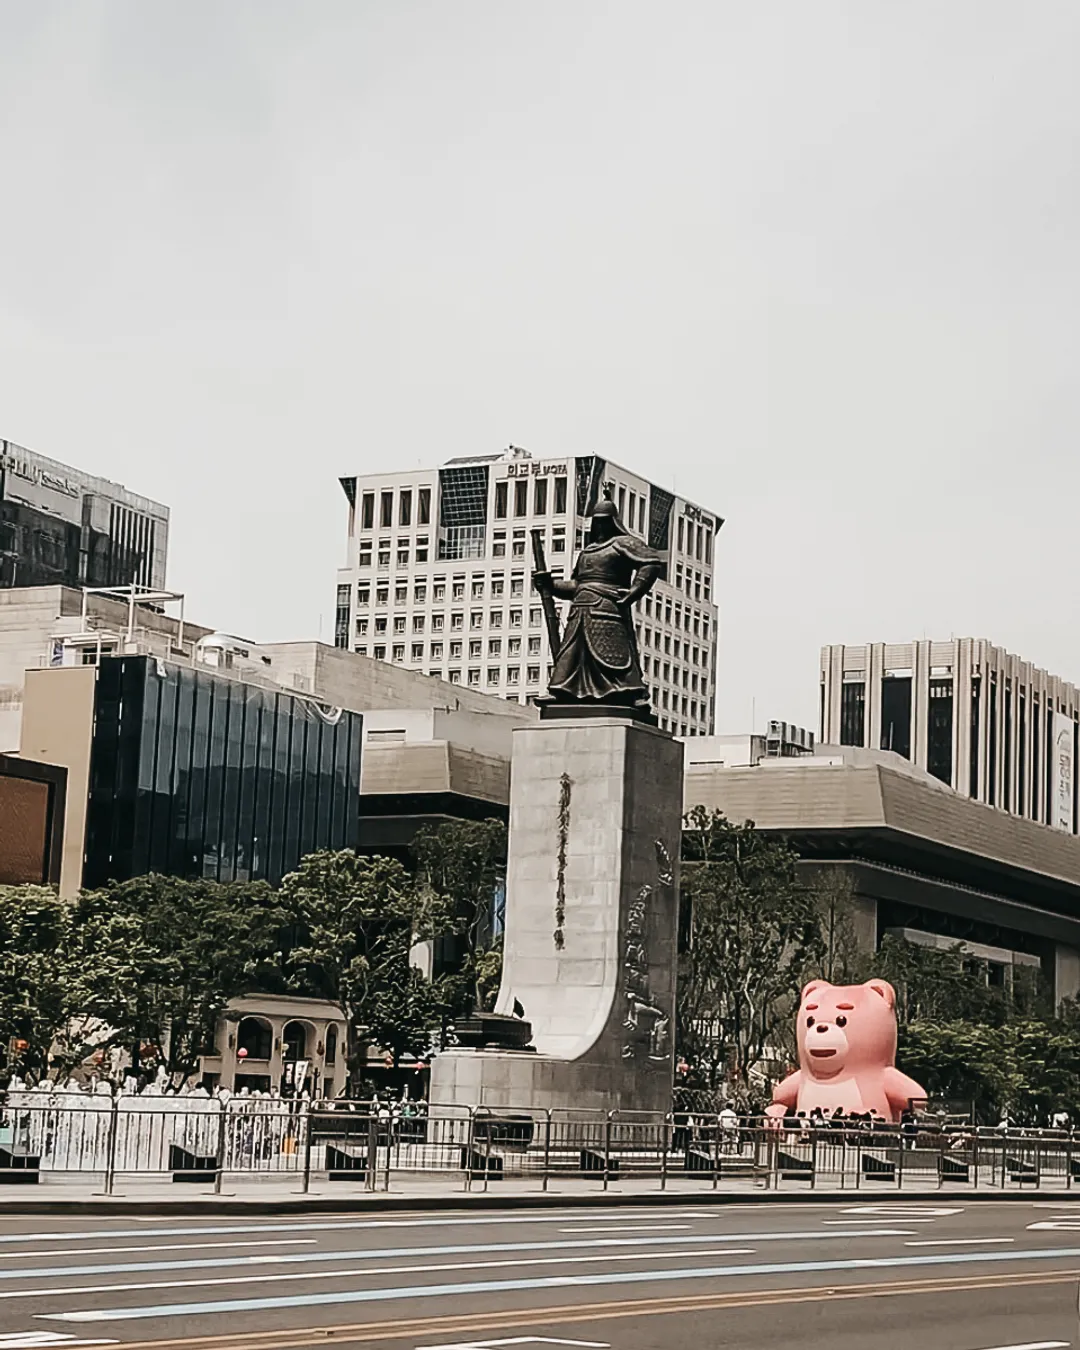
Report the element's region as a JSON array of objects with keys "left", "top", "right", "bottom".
[{"left": 336, "top": 448, "right": 722, "bottom": 735}]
